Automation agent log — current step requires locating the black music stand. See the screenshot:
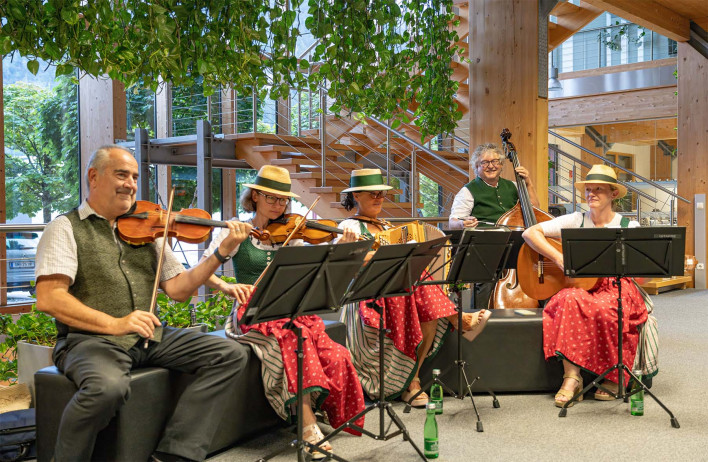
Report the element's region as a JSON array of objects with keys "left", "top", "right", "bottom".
[
  {"left": 320, "top": 236, "right": 449, "bottom": 461},
  {"left": 404, "top": 229, "right": 512, "bottom": 432},
  {"left": 558, "top": 227, "right": 684, "bottom": 428},
  {"left": 245, "top": 240, "right": 372, "bottom": 462}
]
